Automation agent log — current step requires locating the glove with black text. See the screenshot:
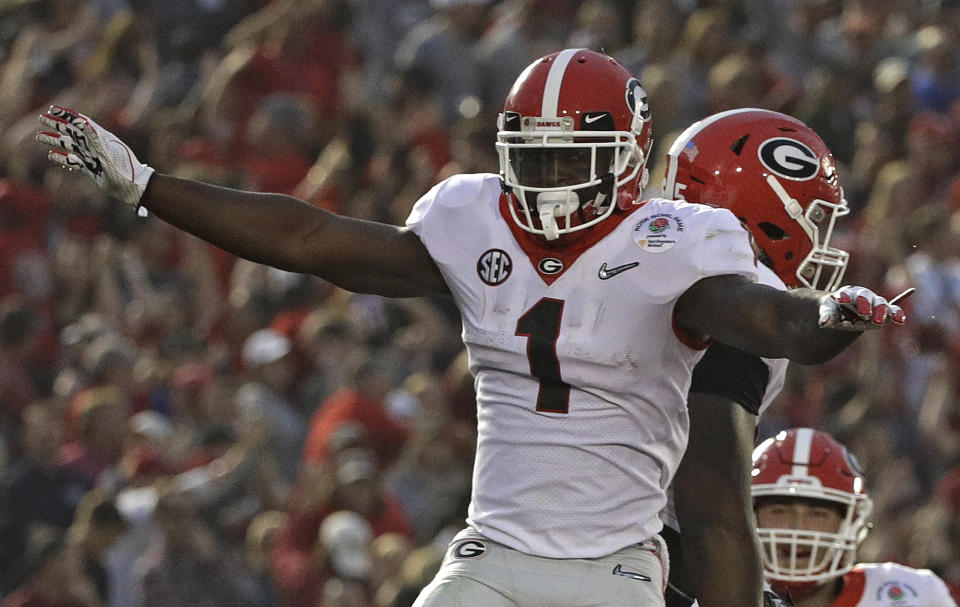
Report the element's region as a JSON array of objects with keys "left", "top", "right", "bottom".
[{"left": 36, "top": 106, "right": 154, "bottom": 213}]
